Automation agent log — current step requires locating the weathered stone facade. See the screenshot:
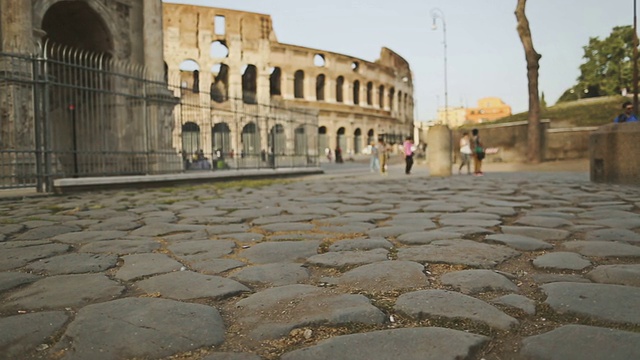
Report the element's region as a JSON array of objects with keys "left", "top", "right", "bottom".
[{"left": 163, "top": 4, "right": 415, "bottom": 156}]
